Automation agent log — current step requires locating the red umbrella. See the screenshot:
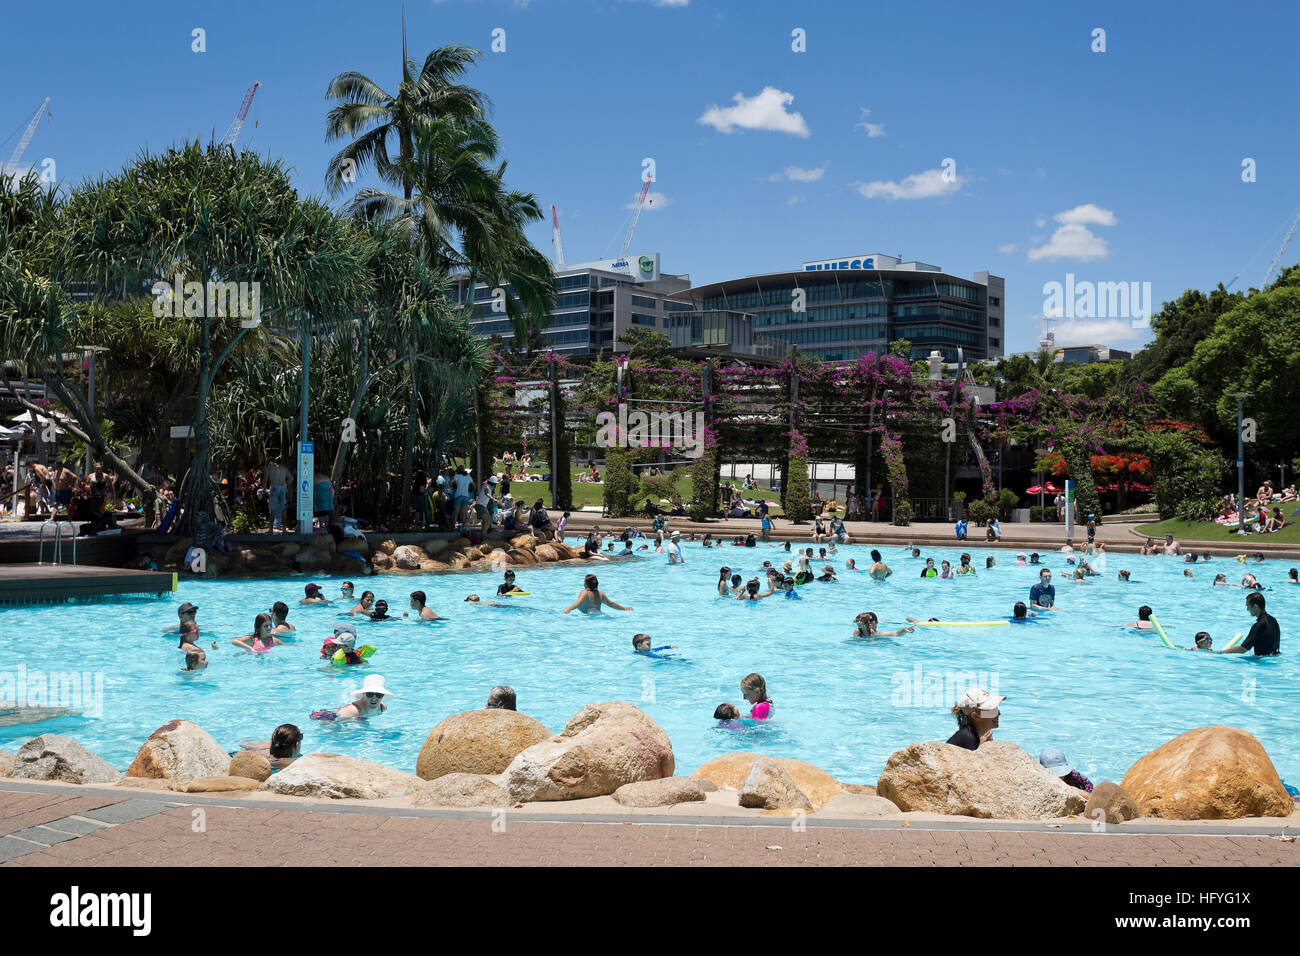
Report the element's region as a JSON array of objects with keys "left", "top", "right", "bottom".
[{"left": 1026, "top": 482, "right": 1063, "bottom": 495}]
